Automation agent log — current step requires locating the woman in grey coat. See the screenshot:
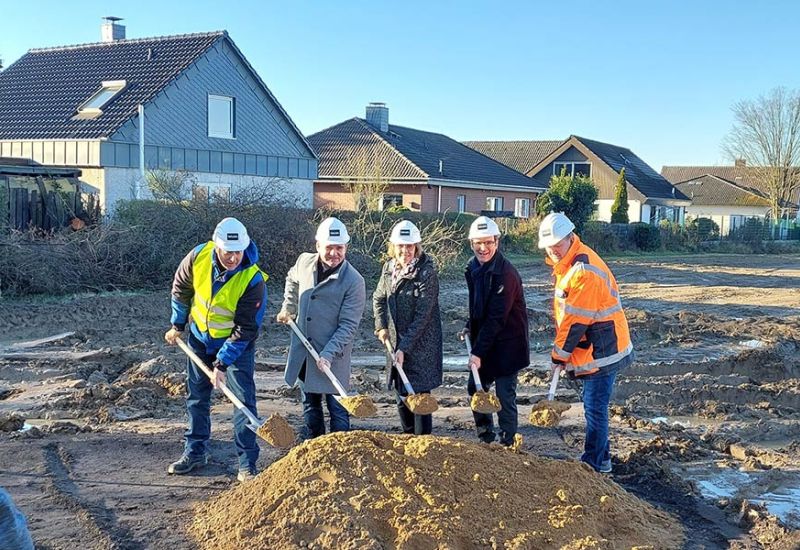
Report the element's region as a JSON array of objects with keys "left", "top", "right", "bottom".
[{"left": 373, "top": 220, "right": 443, "bottom": 435}]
